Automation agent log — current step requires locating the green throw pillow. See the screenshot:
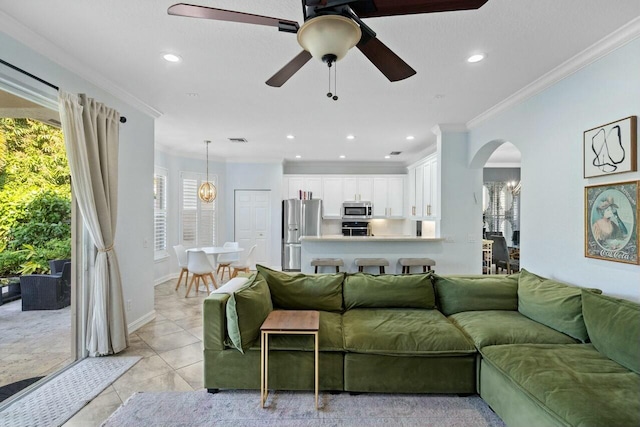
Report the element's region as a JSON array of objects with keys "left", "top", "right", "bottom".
[
  {"left": 517, "top": 269, "right": 589, "bottom": 342},
  {"left": 343, "top": 273, "right": 435, "bottom": 309},
  {"left": 434, "top": 274, "right": 519, "bottom": 315},
  {"left": 226, "top": 273, "right": 273, "bottom": 353},
  {"left": 582, "top": 289, "right": 640, "bottom": 374},
  {"left": 256, "top": 265, "right": 343, "bottom": 312}
]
